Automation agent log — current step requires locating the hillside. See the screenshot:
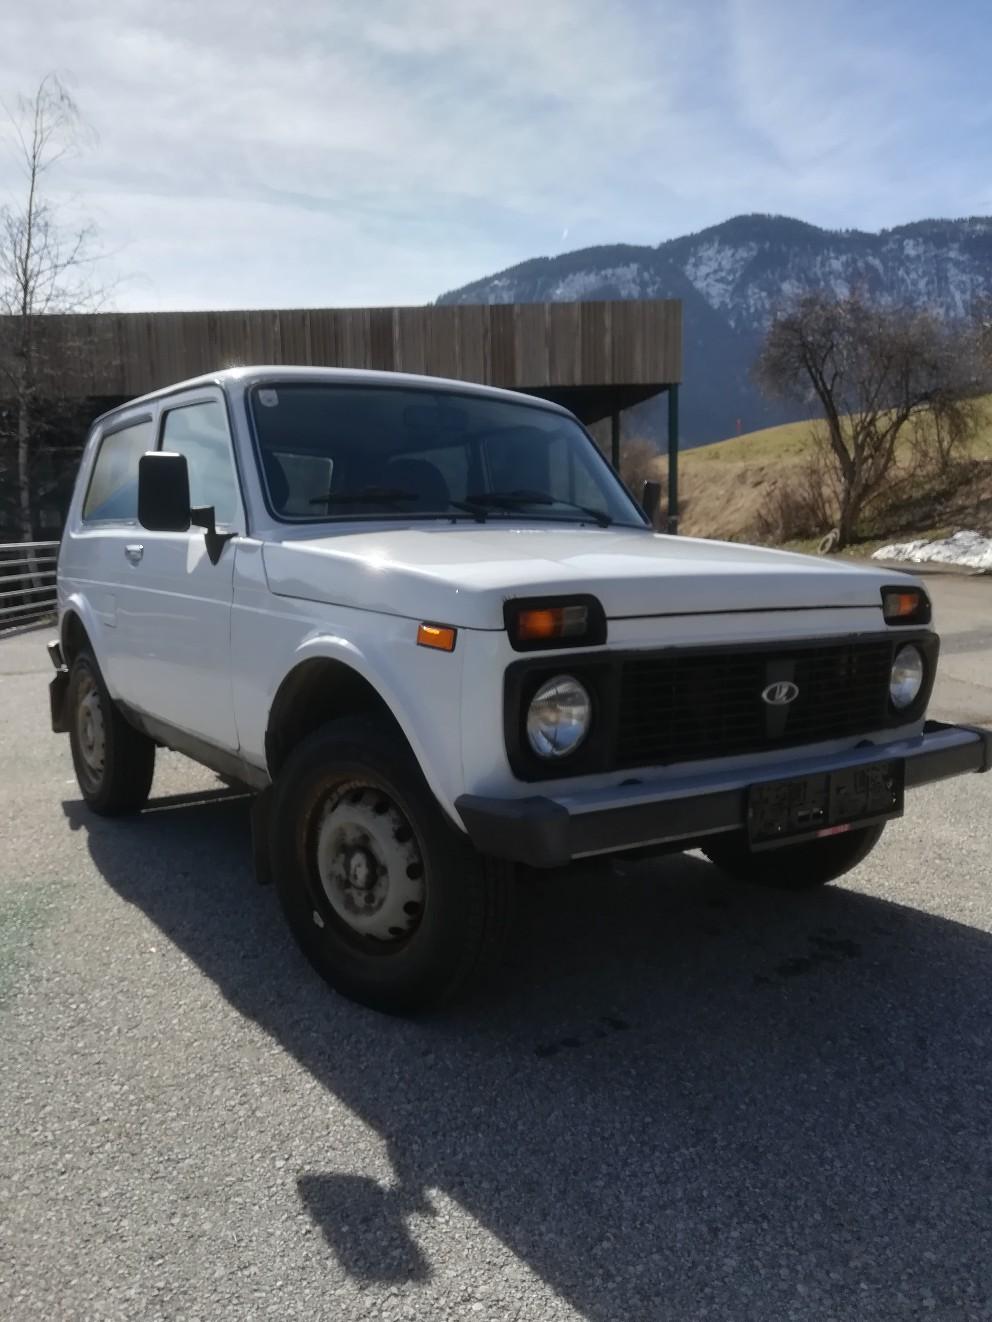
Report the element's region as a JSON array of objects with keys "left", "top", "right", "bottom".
[
  {"left": 654, "top": 399, "right": 992, "bottom": 549},
  {"left": 439, "top": 214, "right": 992, "bottom": 446}
]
